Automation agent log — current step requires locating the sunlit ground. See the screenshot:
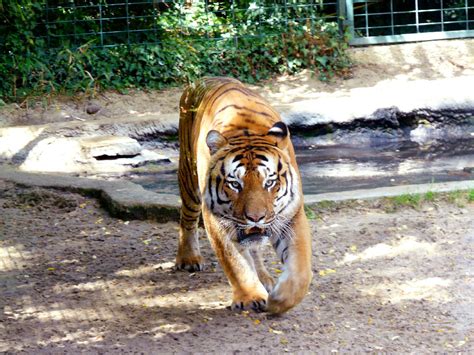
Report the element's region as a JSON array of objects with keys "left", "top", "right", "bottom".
[{"left": 1, "top": 182, "right": 473, "bottom": 352}]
